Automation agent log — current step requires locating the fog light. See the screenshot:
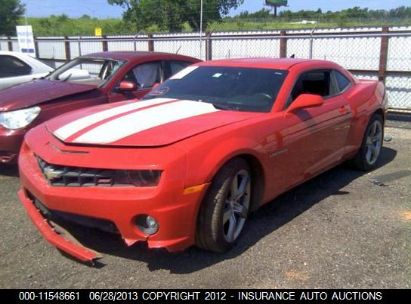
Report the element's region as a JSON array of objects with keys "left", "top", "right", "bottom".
[{"left": 135, "top": 215, "right": 159, "bottom": 235}]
